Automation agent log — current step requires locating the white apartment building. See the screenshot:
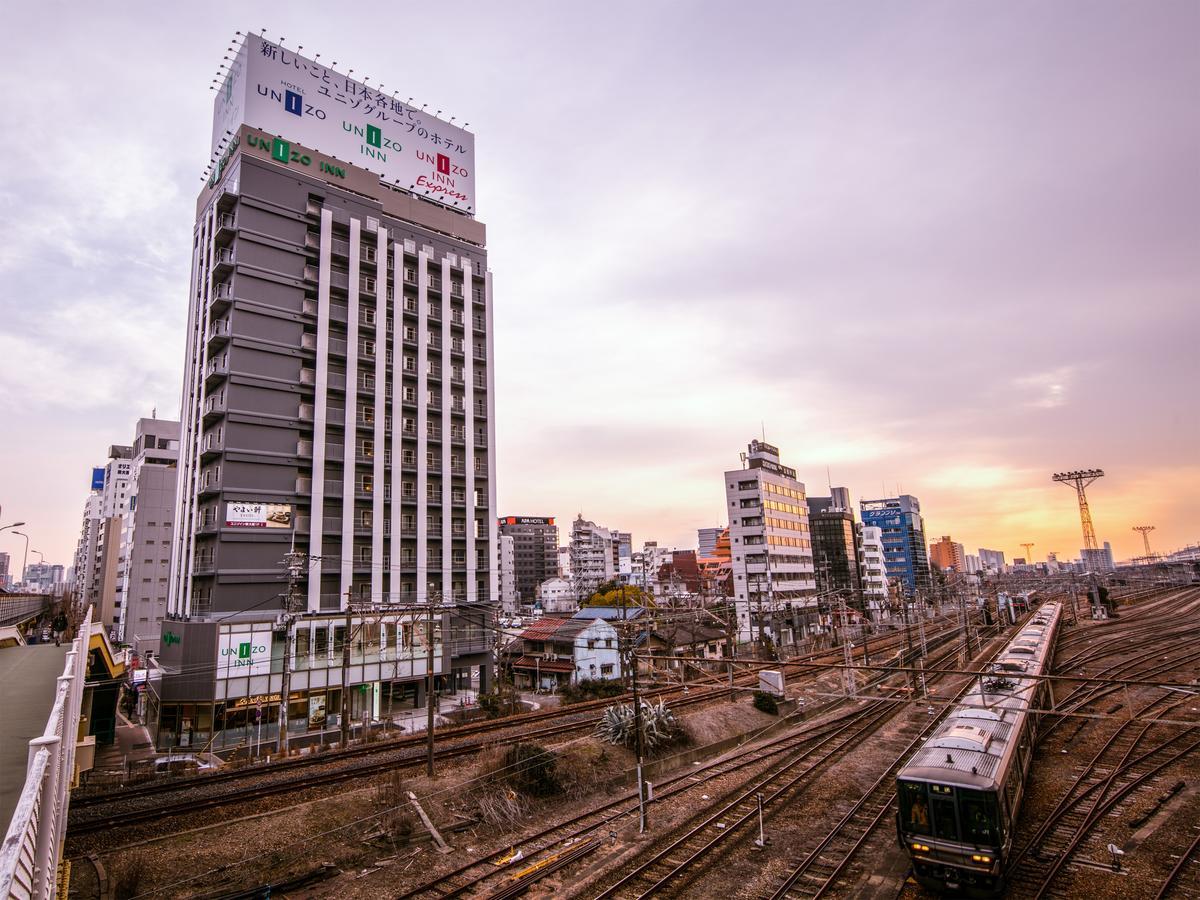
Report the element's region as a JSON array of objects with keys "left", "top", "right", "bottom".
[
  {"left": 860, "top": 525, "right": 890, "bottom": 614},
  {"left": 71, "top": 447, "right": 134, "bottom": 633},
  {"left": 724, "top": 440, "right": 817, "bottom": 645},
  {"left": 498, "top": 534, "right": 517, "bottom": 615},
  {"left": 117, "top": 418, "right": 180, "bottom": 656},
  {"left": 632, "top": 542, "right": 674, "bottom": 594},
  {"left": 70, "top": 492, "right": 102, "bottom": 603},
  {"left": 570, "top": 515, "right": 615, "bottom": 599},
  {"left": 536, "top": 576, "right": 576, "bottom": 614}
]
